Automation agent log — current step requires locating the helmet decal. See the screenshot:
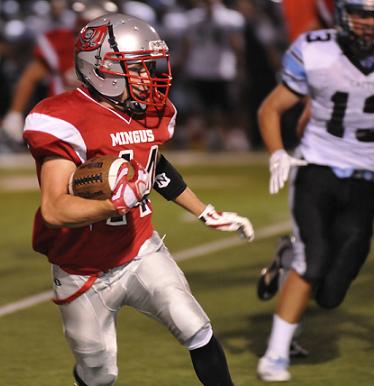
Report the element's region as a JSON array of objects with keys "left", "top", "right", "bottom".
[
  {"left": 149, "top": 40, "right": 169, "bottom": 52},
  {"left": 76, "top": 24, "right": 108, "bottom": 52}
]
